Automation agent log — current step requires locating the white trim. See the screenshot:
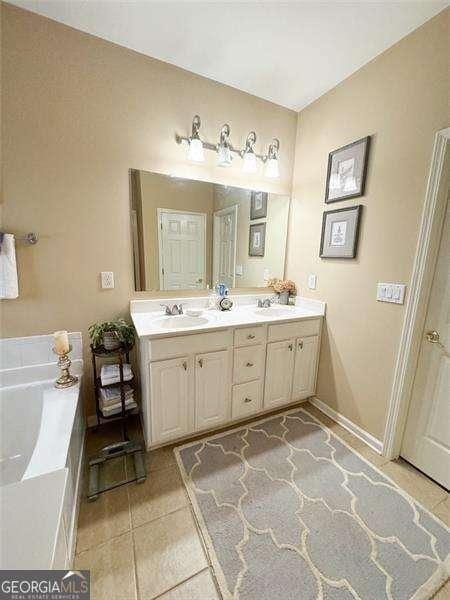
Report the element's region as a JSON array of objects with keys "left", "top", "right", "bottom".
[
  {"left": 383, "top": 128, "right": 450, "bottom": 460},
  {"left": 309, "top": 396, "right": 383, "bottom": 454}
]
